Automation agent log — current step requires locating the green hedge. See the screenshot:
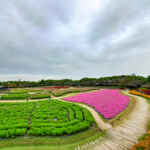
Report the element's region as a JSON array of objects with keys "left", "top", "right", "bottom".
[
  {"left": 1, "top": 94, "right": 28, "bottom": 100},
  {"left": 0, "top": 94, "right": 50, "bottom": 100},
  {"left": 53, "top": 88, "right": 97, "bottom": 97},
  {"left": 30, "top": 94, "right": 50, "bottom": 100},
  {"left": 0, "top": 100, "right": 95, "bottom": 138}
]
